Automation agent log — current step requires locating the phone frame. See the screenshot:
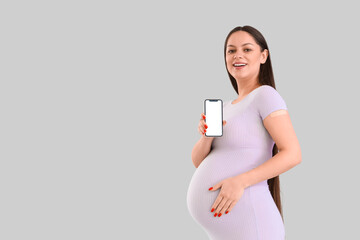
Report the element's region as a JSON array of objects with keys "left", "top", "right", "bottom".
[{"left": 204, "top": 99, "right": 223, "bottom": 137}]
